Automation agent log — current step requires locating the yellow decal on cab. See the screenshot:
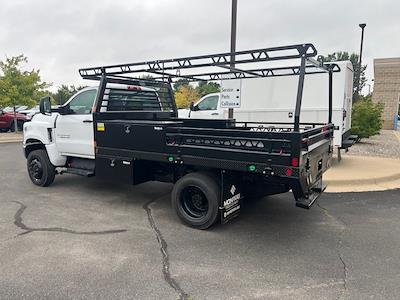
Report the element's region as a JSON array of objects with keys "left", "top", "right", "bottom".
[{"left": 97, "top": 123, "right": 105, "bottom": 132}]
